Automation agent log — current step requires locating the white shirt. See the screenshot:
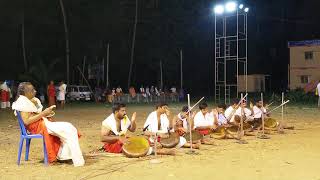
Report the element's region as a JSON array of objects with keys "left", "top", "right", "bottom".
[
  {"left": 253, "top": 106, "right": 266, "bottom": 119},
  {"left": 177, "top": 113, "right": 188, "bottom": 130},
  {"left": 102, "top": 113, "right": 131, "bottom": 136},
  {"left": 224, "top": 106, "right": 235, "bottom": 122},
  {"left": 143, "top": 111, "right": 170, "bottom": 133},
  {"left": 234, "top": 107, "right": 252, "bottom": 119},
  {"left": 57, "top": 84, "right": 67, "bottom": 100},
  {"left": 59, "top": 84, "right": 67, "bottom": 94},
  {"left": 170, "top": 87, "right": 177, "bottom": 93},
  {"left": 116, "top": 88, "right": 122, "bottom": 93},
  {"left": 146, "top": 88, "right": 150, "bottom": 94},
  {"left": 140, "top": 87, "right": 145, "bottom": 93},
  {"left": 193, "top": 111, "right": 214, "bottom": 129},
  {"left": 226, "top": 106, "right": 252, "bottom": 122},
  {"left": 317, "top": 82, "right": 320, "bottom": 97}
]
